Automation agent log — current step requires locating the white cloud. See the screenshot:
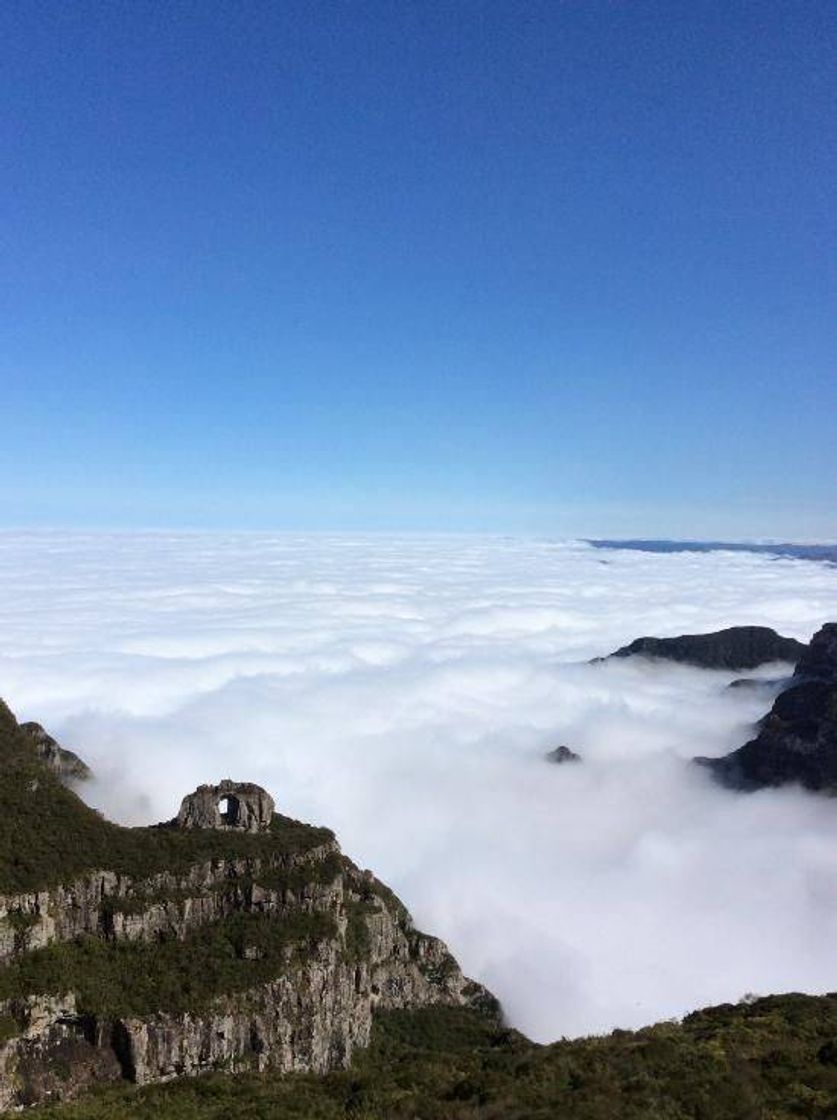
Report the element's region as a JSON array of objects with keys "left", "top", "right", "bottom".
[{"left": 1, "top": 531, "right": 837, "bottom": 1040}]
